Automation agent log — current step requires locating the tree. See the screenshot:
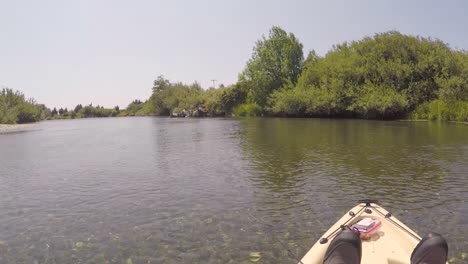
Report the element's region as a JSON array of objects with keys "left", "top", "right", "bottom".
[
  {"left": 239, "top": 26, "right": 304, "bottom": 108},
  {"left": 74, "top": 104, "right": 83, "bottom": 113},
  {"left": 126, "top": 99, "right": 146, "bottom": 115},
  {"left": 152, "top": 75, "right": 171, "bottom": 93},
  {"left": 146, "top": 77, "right": 207, "bottom": 116},
  {"left": 35, "top": 104, "right": 51, "bottom": 120},
  {"left": 148, "top": 76, "right": 173, "bottom": 115},
  {"left": 51, "top": 107, "right": 58, "bottom": 116},
  {"left": 219, "top": 83, "right": 249, "bottom": 114}
]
